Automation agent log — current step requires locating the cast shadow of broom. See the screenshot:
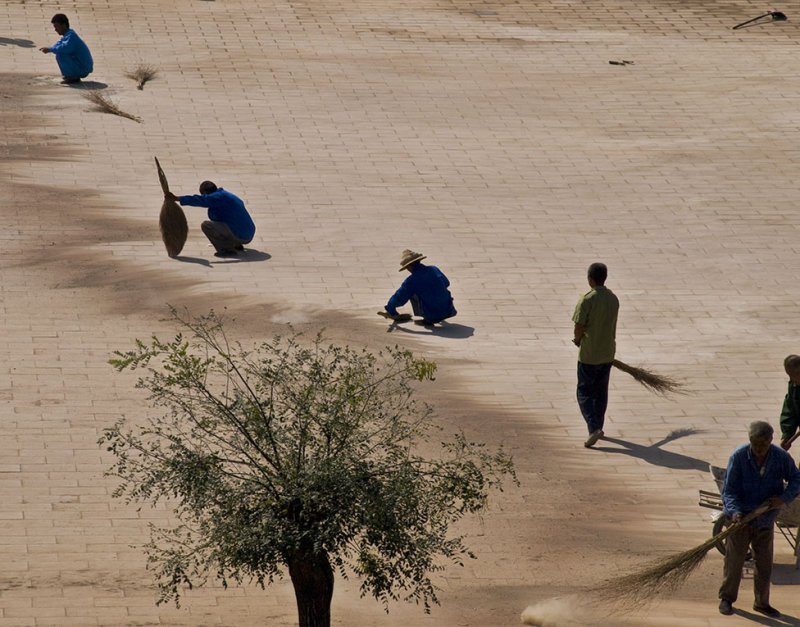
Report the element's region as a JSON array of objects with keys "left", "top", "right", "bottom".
[
  {"left": 593, "top": 428, "right": 710, "bottom": 472},
  {"left": 172, "top": 250, "right": 271, "bottom": 267}
]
